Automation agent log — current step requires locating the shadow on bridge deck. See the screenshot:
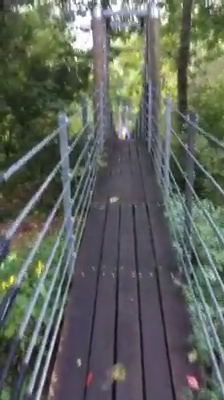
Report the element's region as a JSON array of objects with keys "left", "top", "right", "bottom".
[{"left": 48, "top": 139, "right": 197, "bottom": 400}]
